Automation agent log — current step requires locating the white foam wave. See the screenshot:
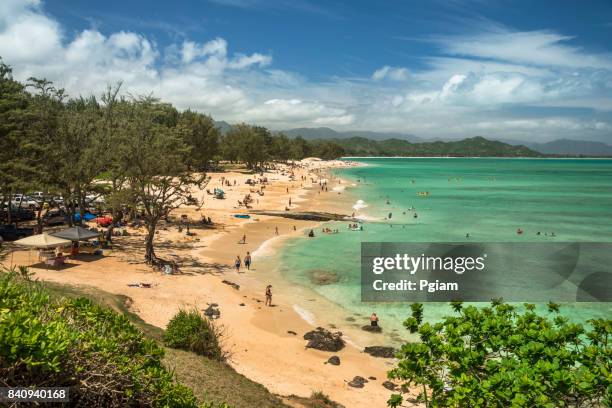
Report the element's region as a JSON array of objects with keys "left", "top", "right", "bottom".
[
  {"left": 352, "top": 199, "right": 368, "bottom": 210},
  {"left": 332, "top": 186, "right": 345, "bottom": 192},
  {"left": 354, "top": 214, "right": 377, "bottom": 221},
  {"left": 251, "top": 236, "right": 282, "bottom": 258},
  {"left": 293, "top": 304, "right": 316, "bottom": 325}
]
